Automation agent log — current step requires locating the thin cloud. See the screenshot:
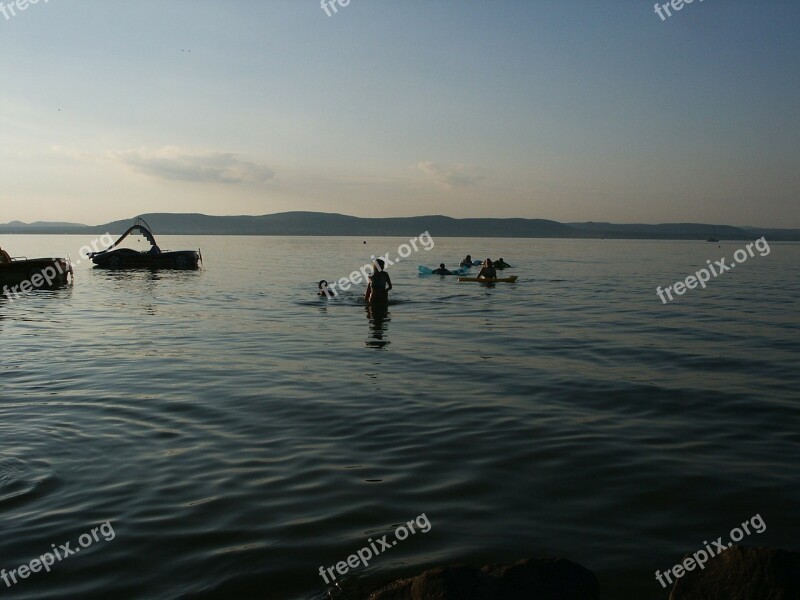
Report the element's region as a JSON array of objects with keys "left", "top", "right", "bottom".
[
  {"left": 112, "top": 147, "right": 274, "bottom": 184},
  {"left": 417, "top": 161, "right": 481, "bottom": 189}
]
